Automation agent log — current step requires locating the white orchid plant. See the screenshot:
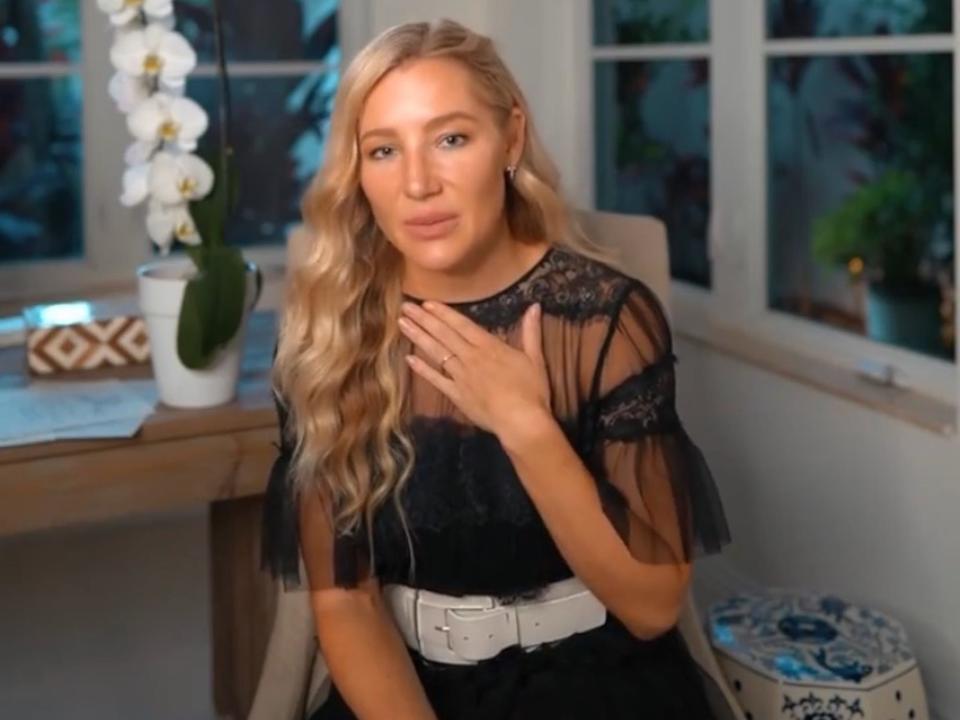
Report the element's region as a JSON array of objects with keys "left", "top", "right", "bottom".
[{"left": 97, "top": 0, "right": 260, "bottom": 370}]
